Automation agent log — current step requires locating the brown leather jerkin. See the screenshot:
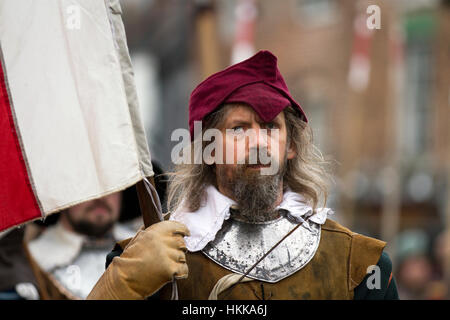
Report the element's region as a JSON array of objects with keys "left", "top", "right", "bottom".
[{"left": 147, "top": 218, "right": 386, "bottom": 300}]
